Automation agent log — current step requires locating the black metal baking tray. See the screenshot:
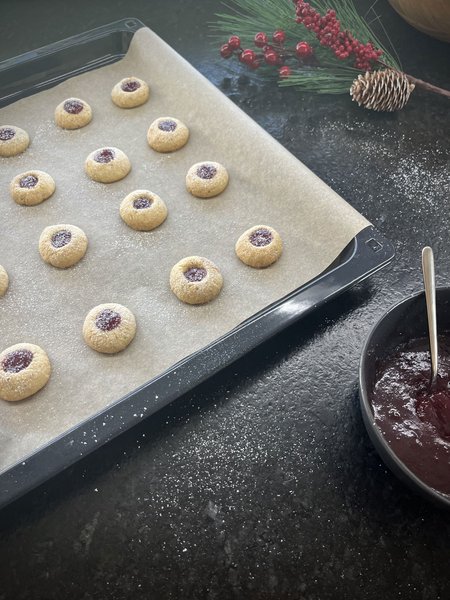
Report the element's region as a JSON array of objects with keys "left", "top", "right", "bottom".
[{"left": 0, "top": 18, "right": 395, "bottom": 509}]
